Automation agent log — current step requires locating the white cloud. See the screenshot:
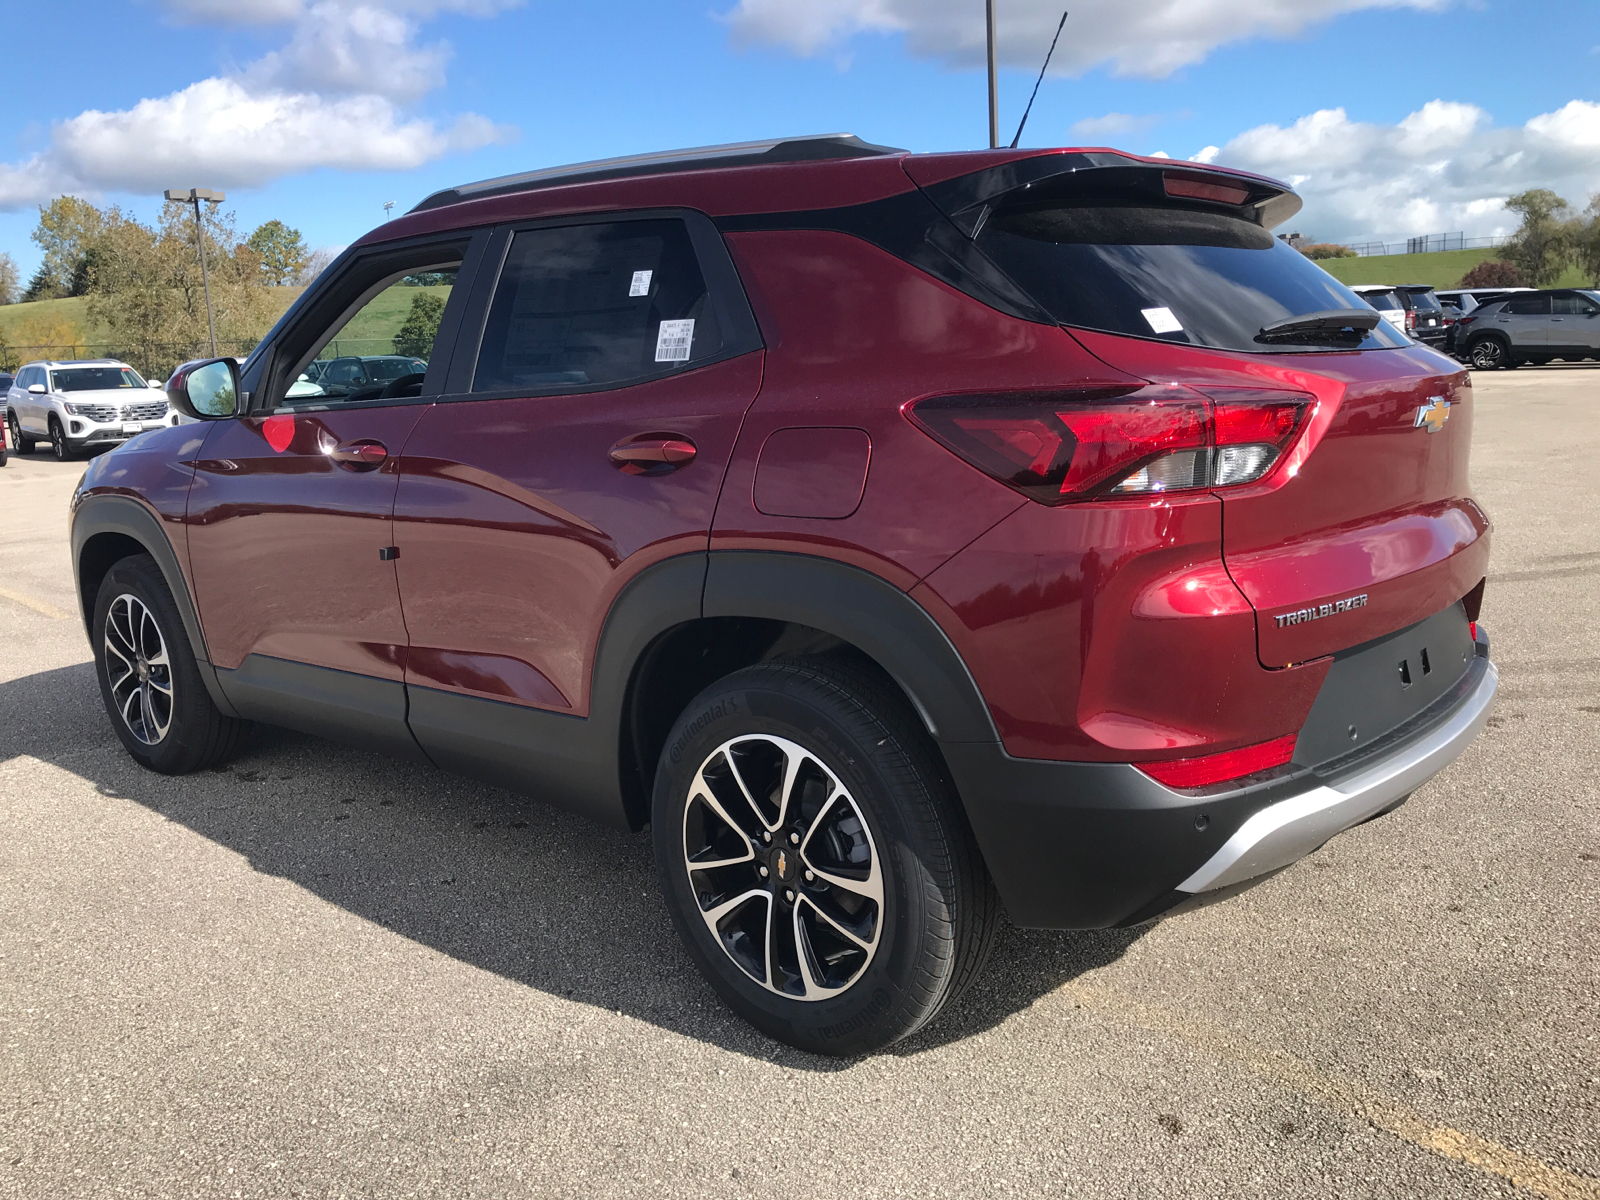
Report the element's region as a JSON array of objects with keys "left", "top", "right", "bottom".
[
  {"left": 723, "top": 0, "right": 1451, "bottom": 79},
  {"left": 1069, "top": 112, "right": 1160, "bottom": 140},
  {"left": 1201, "top": 99, "right": 1600, "bottom": 242},
  {"left": 0, "top": 0, "right": 518, "bottom": 212}
]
